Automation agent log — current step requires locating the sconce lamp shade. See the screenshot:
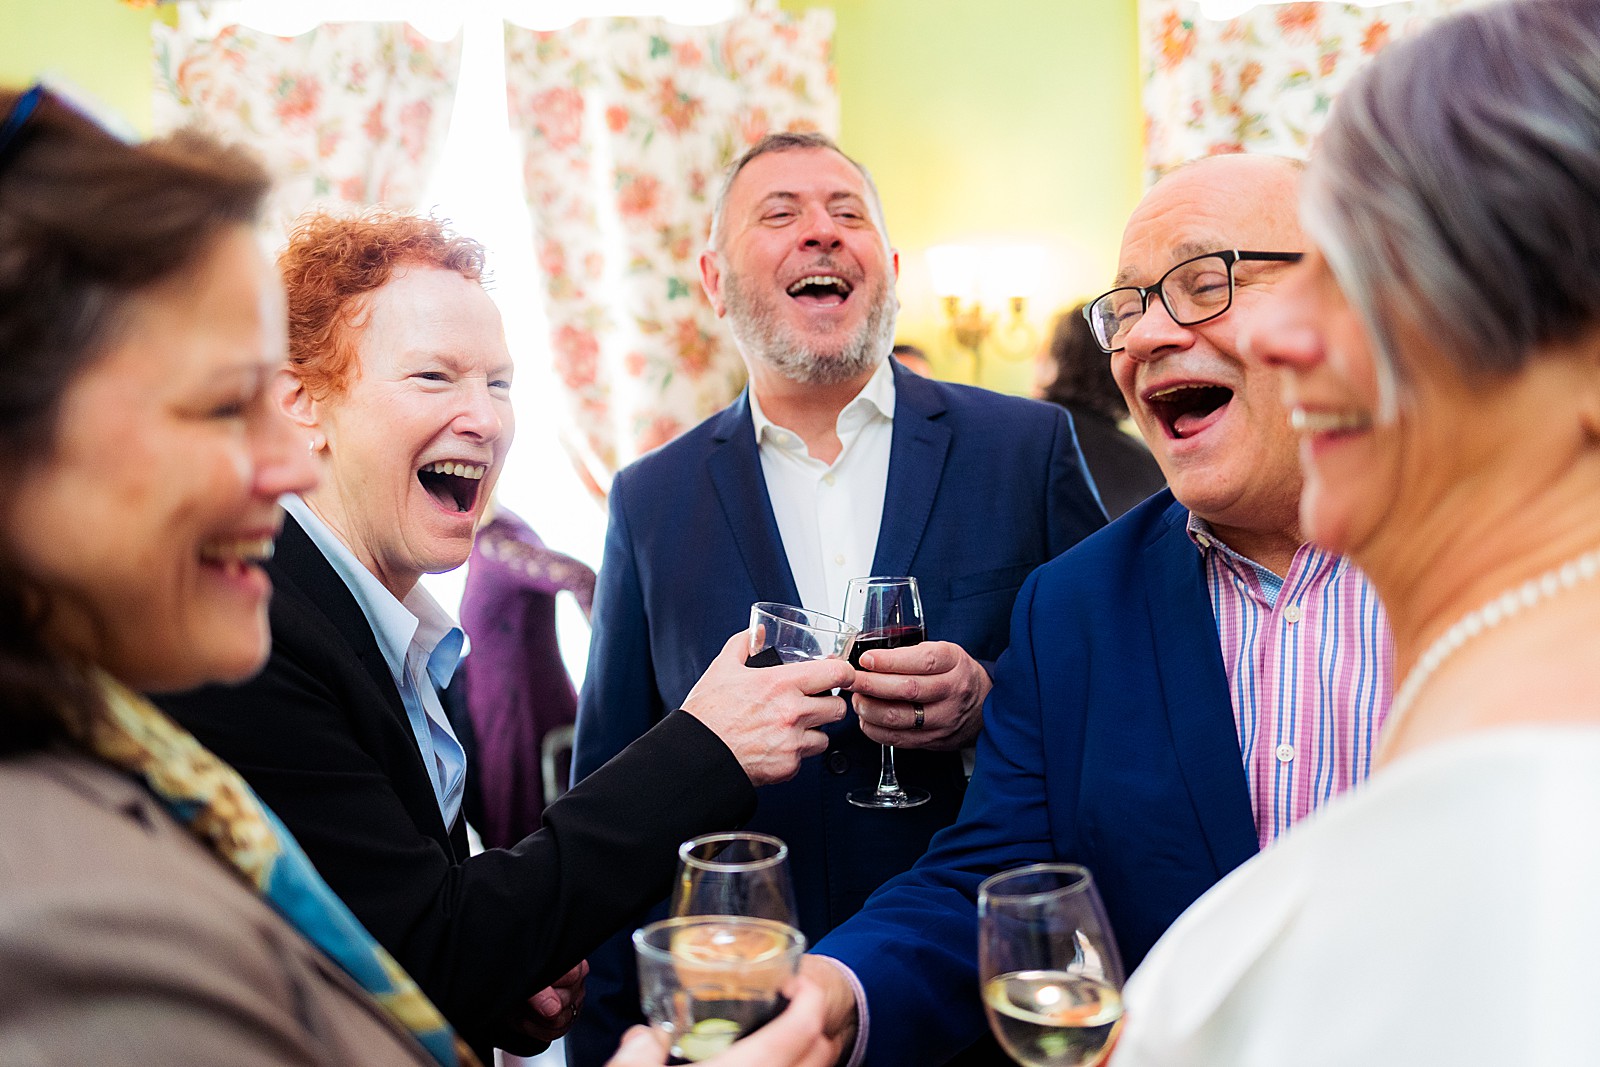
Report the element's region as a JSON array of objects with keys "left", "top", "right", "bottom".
[{"left": 925, "top": 243, "right": 1047, "bottom": 304}]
